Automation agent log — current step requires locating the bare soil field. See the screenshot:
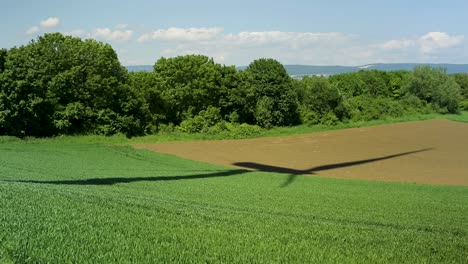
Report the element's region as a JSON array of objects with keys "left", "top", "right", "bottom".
[{"left": 136, "top": 119, "right": 468, "bottom": 186}]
